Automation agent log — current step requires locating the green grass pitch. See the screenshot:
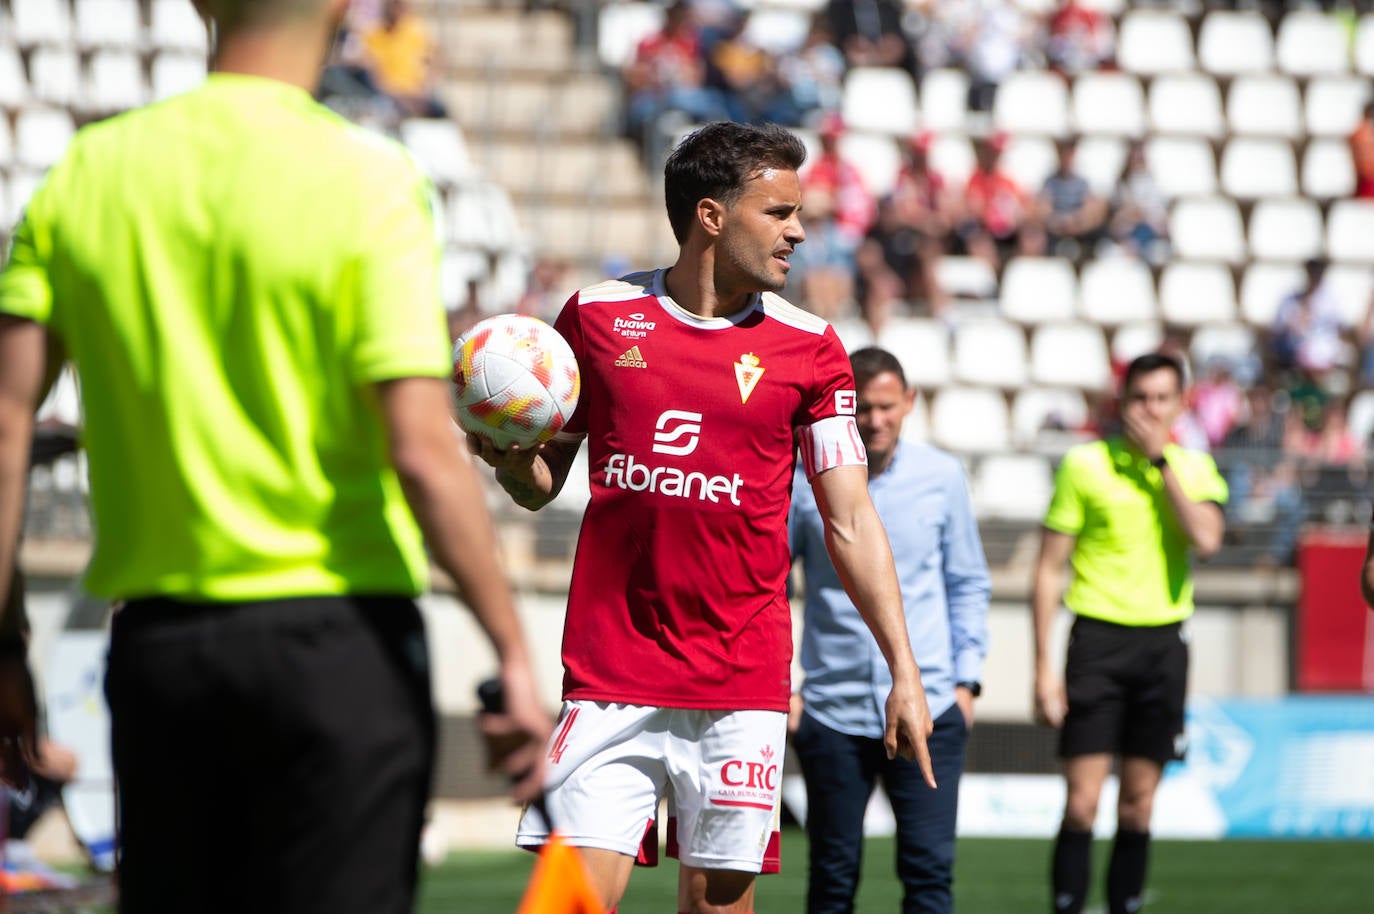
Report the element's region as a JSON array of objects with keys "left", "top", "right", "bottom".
[{"left": 419, "top": 830, "right": 1374, "bottom": 913}]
